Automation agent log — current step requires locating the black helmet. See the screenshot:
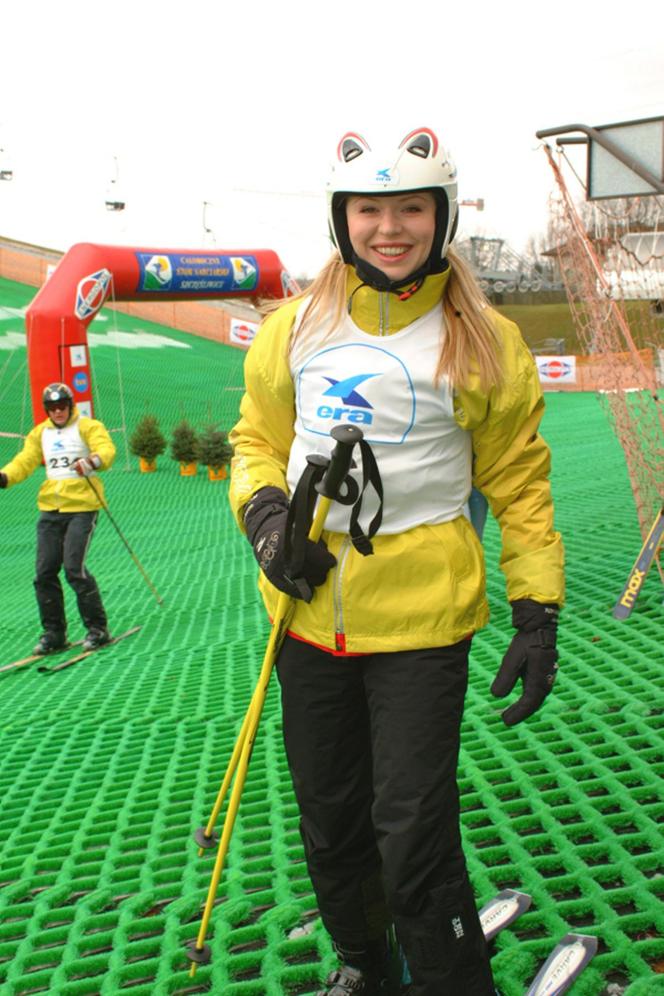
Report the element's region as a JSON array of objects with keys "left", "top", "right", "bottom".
[{"left": 42, "top": 382, "right": 74, "bottom": 411}]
